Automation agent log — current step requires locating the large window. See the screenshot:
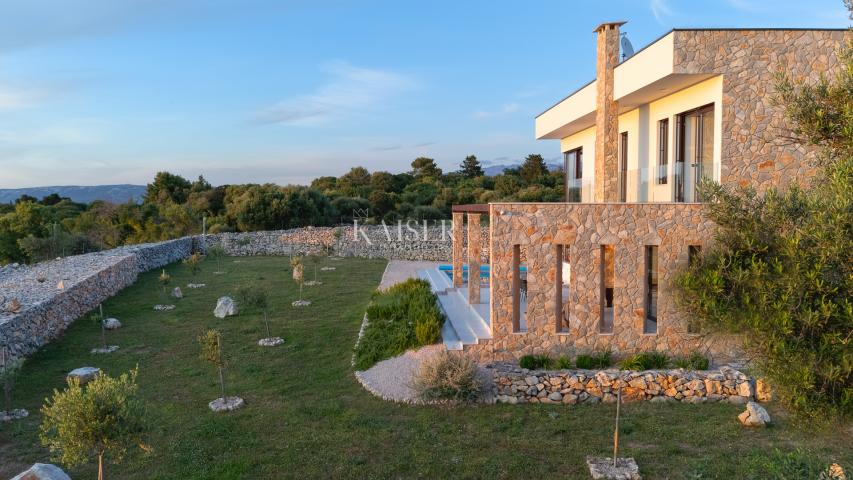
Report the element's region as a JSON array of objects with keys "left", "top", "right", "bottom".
[
  {"left": 675, "top": 104, "right": 714, "bottom": 202},
  {"left": 619, "top": 132, "right": 628, "bottom": 202},
  {"left": 555, "top": 244, "right": 571, "bottom": 333},
  {"left": 564, "top": 147, "right": 583, "bottom": 202},
  {"left": 657, "top": 119, "right": 669, "bottom": 185}
]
